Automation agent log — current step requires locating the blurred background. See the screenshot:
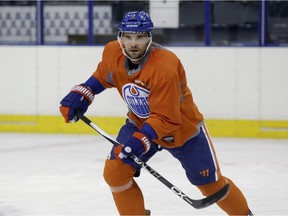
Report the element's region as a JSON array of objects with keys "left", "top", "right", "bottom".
[
  {"left": 0, "top": 0, "right": 287, "bottom": 46},
  {"left": 0, "top": 0, "right": 287, "bottom": 139}
]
